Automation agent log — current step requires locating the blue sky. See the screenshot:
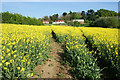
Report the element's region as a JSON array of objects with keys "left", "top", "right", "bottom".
[
  {"left": 2, "top": 2, "right": 118, "bottom": 18},
  {"left": 1, "top": 0, "right": 120, "bottom": 2}
]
